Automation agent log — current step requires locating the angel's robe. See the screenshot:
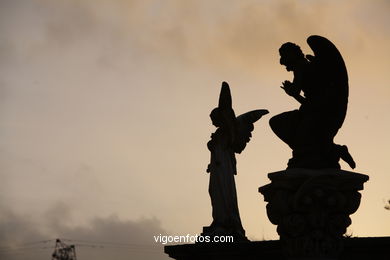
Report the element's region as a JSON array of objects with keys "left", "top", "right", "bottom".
[{"left": 207, "top": 126, "right": 246, "bottom": 237}]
